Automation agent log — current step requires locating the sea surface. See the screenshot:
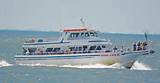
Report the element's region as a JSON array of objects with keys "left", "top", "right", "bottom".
[{"left": 0, "top": 30, "right": 160, "bottom": 83}]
